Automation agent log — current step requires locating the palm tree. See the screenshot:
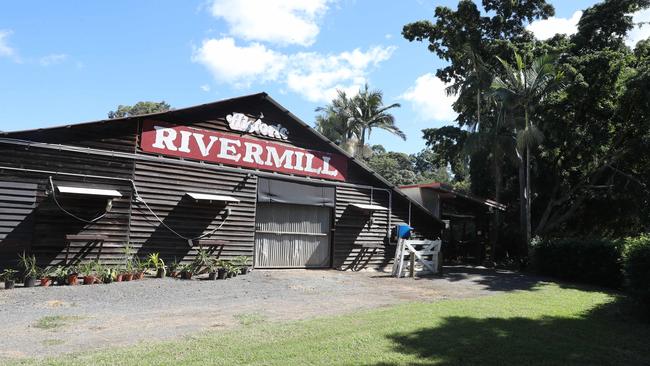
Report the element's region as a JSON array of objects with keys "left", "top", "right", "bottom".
[
  {"left": 315, "top": 85, "right": 405, "bottom": 157},
  {"left": 350, "top": 84, "right": 405, "bottom": 152},
  {"left": 491, "top": 52, "right": 562, "bottom": 256}
]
